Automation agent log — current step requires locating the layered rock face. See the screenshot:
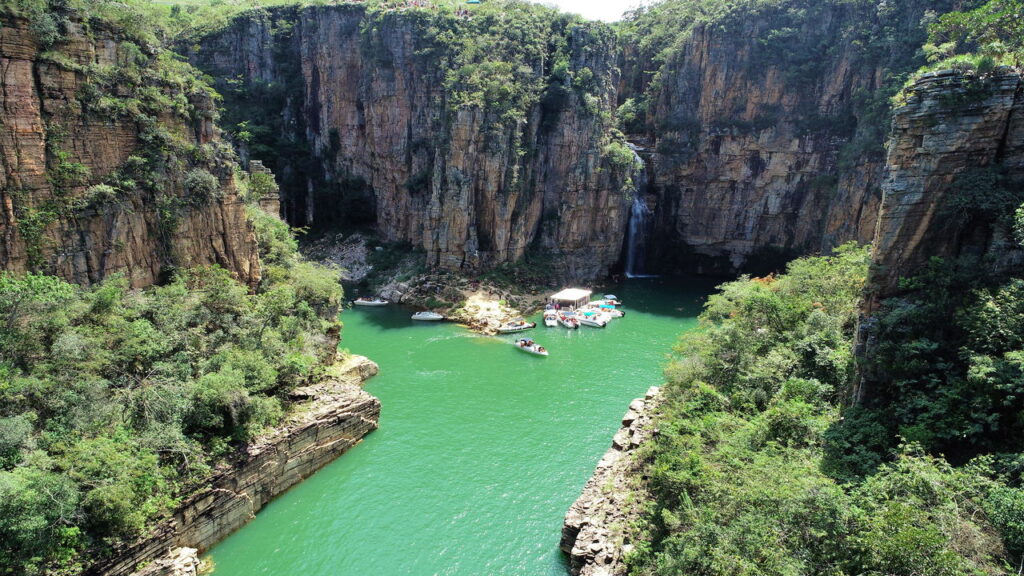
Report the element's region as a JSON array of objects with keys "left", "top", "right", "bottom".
[
  {"left": 92, "top": 355, "right": 381, "bottom": 576},
  {"left": 561, "top": 386, "right": 662, "bottom": 576},
  {"left": 869, "top": 68, "right": 1024, "bottom": 301},
  {"left": 632, "top": 1, "right": 950, "bottom": 274},
  {"left": 189, "top": 5, "right": 636, "bottom": 281},
  {"left": 0, "top": 14, "right": 260, "bottom": 288}
]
